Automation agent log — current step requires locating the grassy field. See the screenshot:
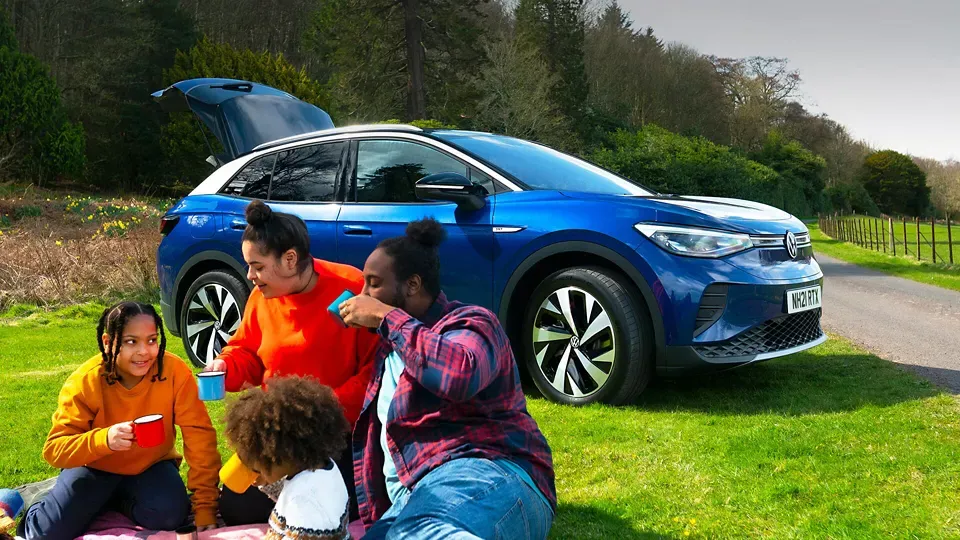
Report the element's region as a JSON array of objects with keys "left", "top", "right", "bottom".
[
  {"left": 3, "top": 309, "right": 960, "bottom": 538},
  {"left": 823, "top": 215, "right": 960, "bottom": 265},
  {"left": 811, "top": 224, "right": 960, "bottom": 293}
]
